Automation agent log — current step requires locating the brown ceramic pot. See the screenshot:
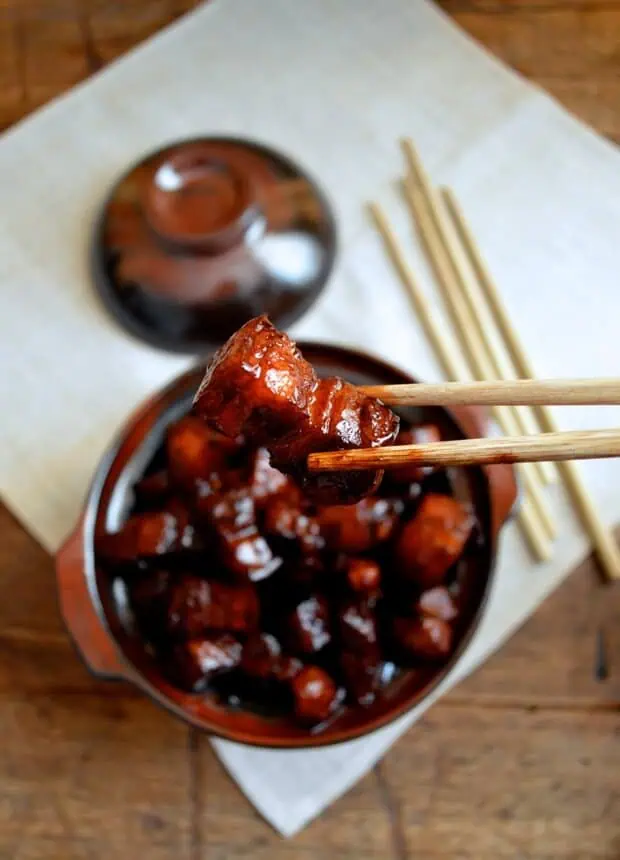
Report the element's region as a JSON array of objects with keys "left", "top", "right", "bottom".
[{"left": 56, "top": 344, "right": 517, "bottom": 748}]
